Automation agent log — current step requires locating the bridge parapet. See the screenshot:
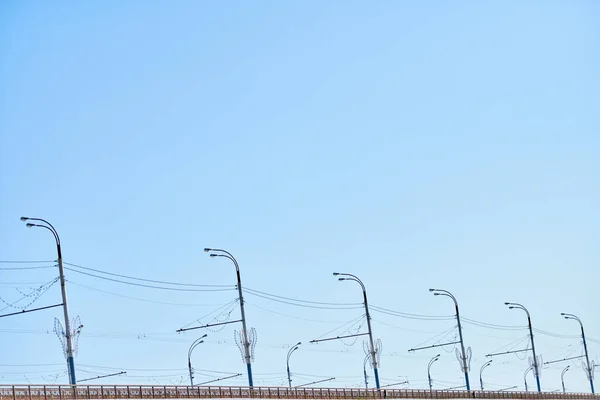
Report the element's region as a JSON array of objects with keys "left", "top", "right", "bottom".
[{"left": 0, "top": 385, "right": 598, "bottom": 400}]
